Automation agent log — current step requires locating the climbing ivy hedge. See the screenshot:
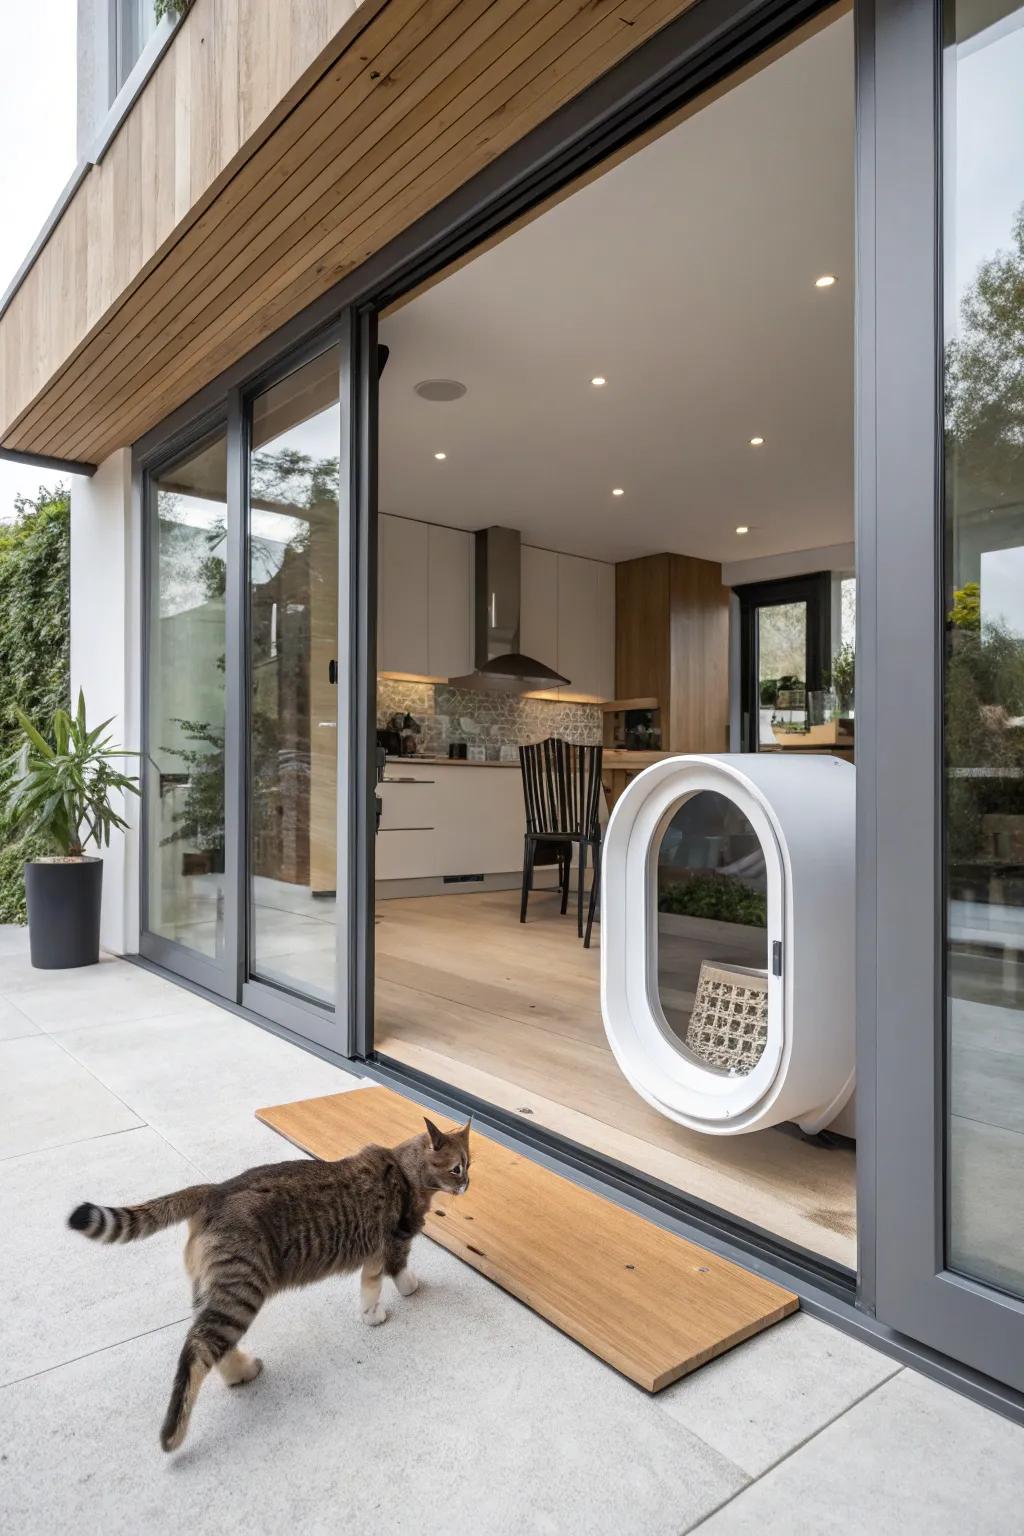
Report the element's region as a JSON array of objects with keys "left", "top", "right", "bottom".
[
  {"left": 154, "top": 1, "right": 193, "bottom": 21},
  {"left": 0, "top": 488, "right": 71, "bottom": 922}
]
